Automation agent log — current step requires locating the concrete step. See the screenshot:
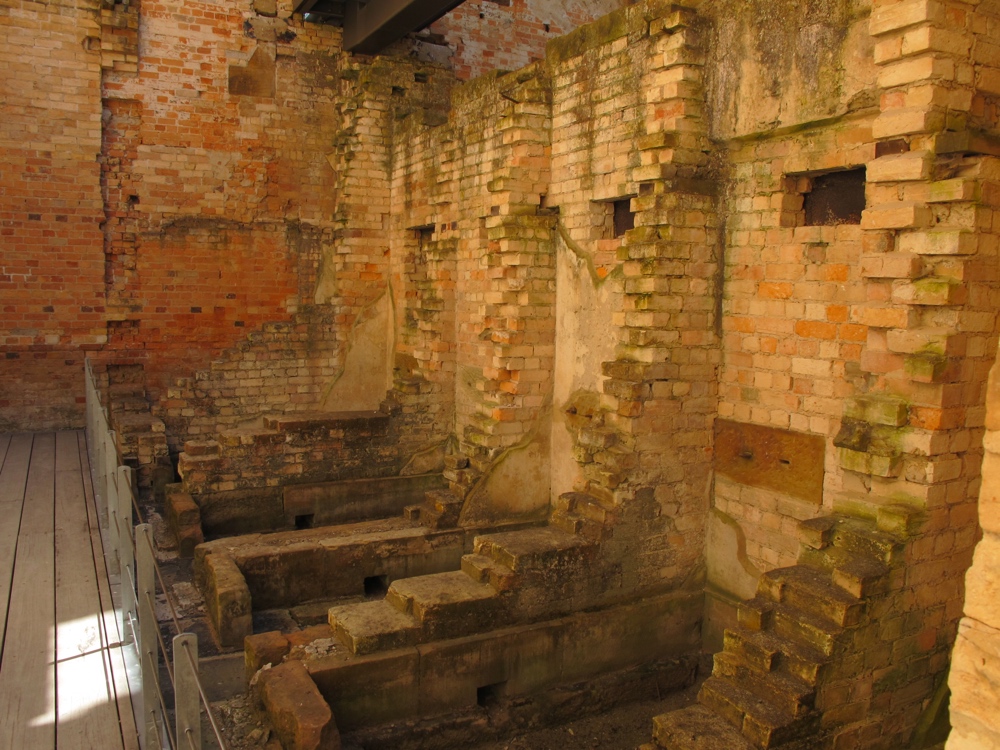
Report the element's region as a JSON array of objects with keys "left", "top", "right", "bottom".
[
  {"left": 712, "top": 651, "right": 814, "bottom": 718},
  {"left": 771, "top": 602, "right": 842, "bottom": 657},
  {"left": 652, "top": 705, "right": 754, "bottom": 750},
  {"left": 722, "top": 629, "right": 827, "bottom": 686},
  {"left": 473, "top": 526, "right": 593, "bottom": 573},
  {"left": 698, "top": 676, "right": 815, "bottom": 749},
  {"left": 758, "top": 566, "right": 863, "bottom": 628},
  {"left": 328, "top": 600, "right": 420, "bottom": 656},
  {"left": 461, "top": 553, "right": 516, "bottom": 592},
  {"left": 386, "top": 570, "right": 501, "bottom": 632}
]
